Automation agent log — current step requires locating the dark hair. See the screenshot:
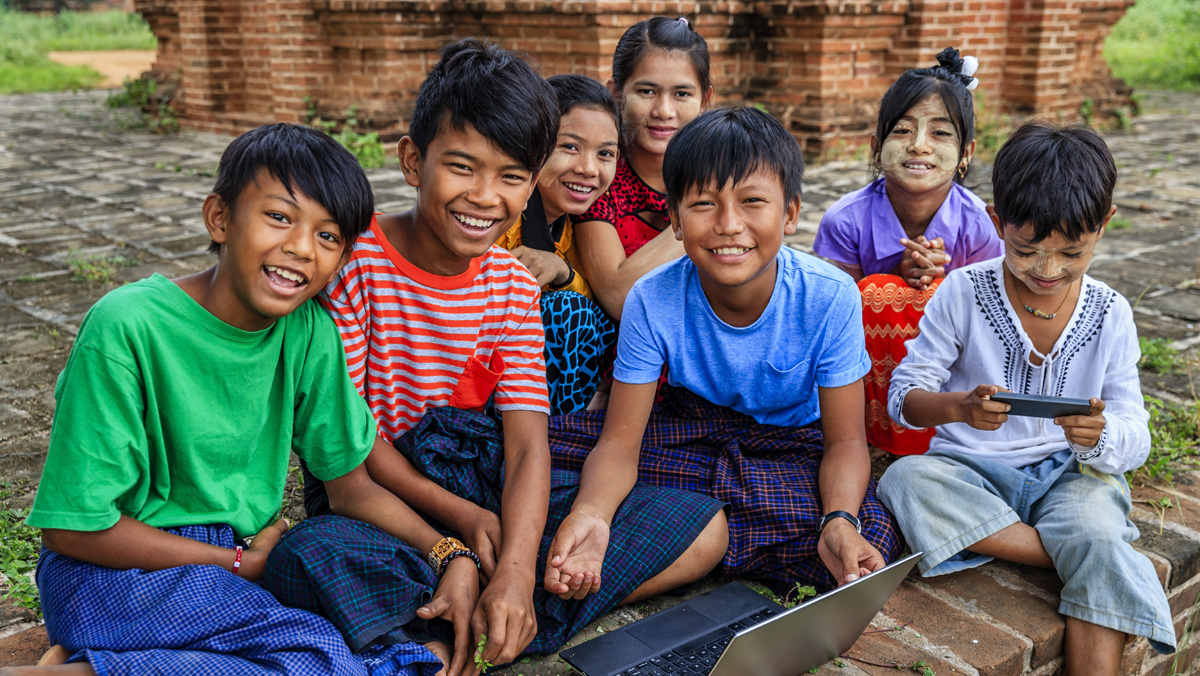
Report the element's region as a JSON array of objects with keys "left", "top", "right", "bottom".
[
  {"left": 611, "top": 16, "right": 711, "bottom": 94},
  {"left": 663, "top": 107, "right": 804, "bottom": 214},
  {"left": 873, "top": 47, "right": 976, "bottom": 183},
  {"left": 992, "top": 121, "right": 1117, "bottom": 243},
  {"left": 547, "top": 74, "right": 621, "bottom": 144},
  {"left": 408, "top": 38, "right": 558, "bottom": 173},
  {"left": 207, "top": 123, "right": 374, "bottom": 254}
]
